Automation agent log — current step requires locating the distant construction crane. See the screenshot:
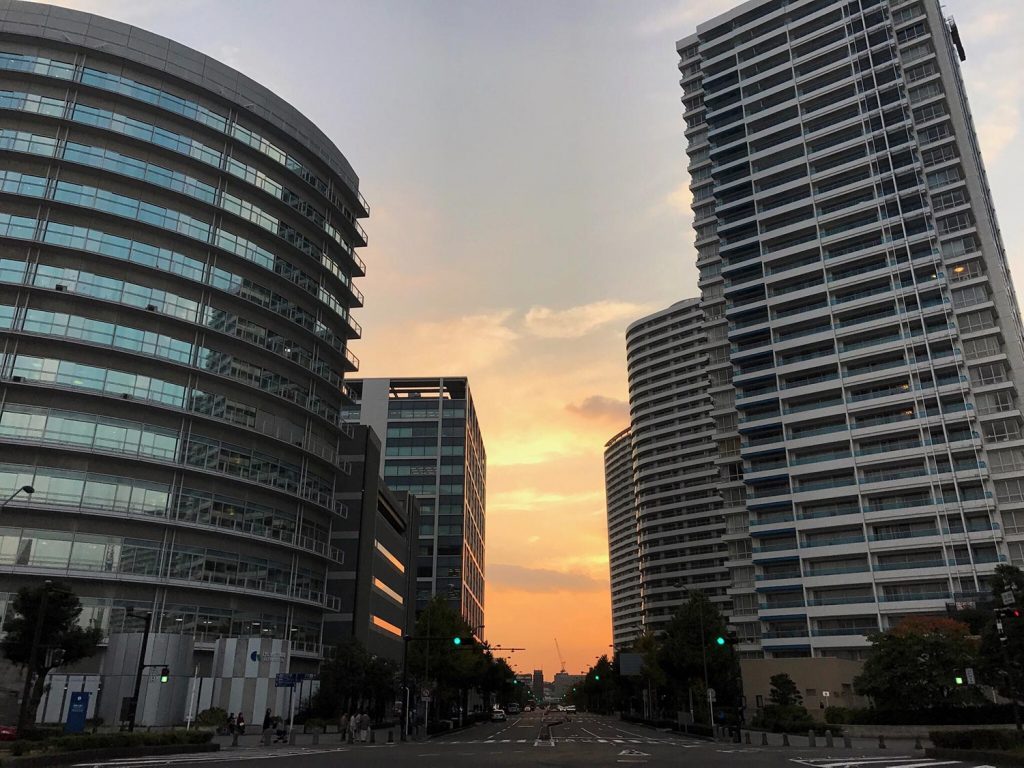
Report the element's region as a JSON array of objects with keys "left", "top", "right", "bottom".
[{"left": 554, "top": 637, "right": 567, "bottom": 673}]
